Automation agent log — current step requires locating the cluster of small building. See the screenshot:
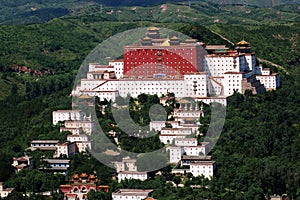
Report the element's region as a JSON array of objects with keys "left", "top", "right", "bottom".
[
  {"left": 11, "top": 110, "right": 95, "bottom": 176},
  {"left": 72, "top": 27, "right": 280, "bottom": 106},
  {"left": 110, "top": 100, "right": 215, "bottom": 185},
  {"left": 153, "top": 101, "right": 215, "bottom": 179}
]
